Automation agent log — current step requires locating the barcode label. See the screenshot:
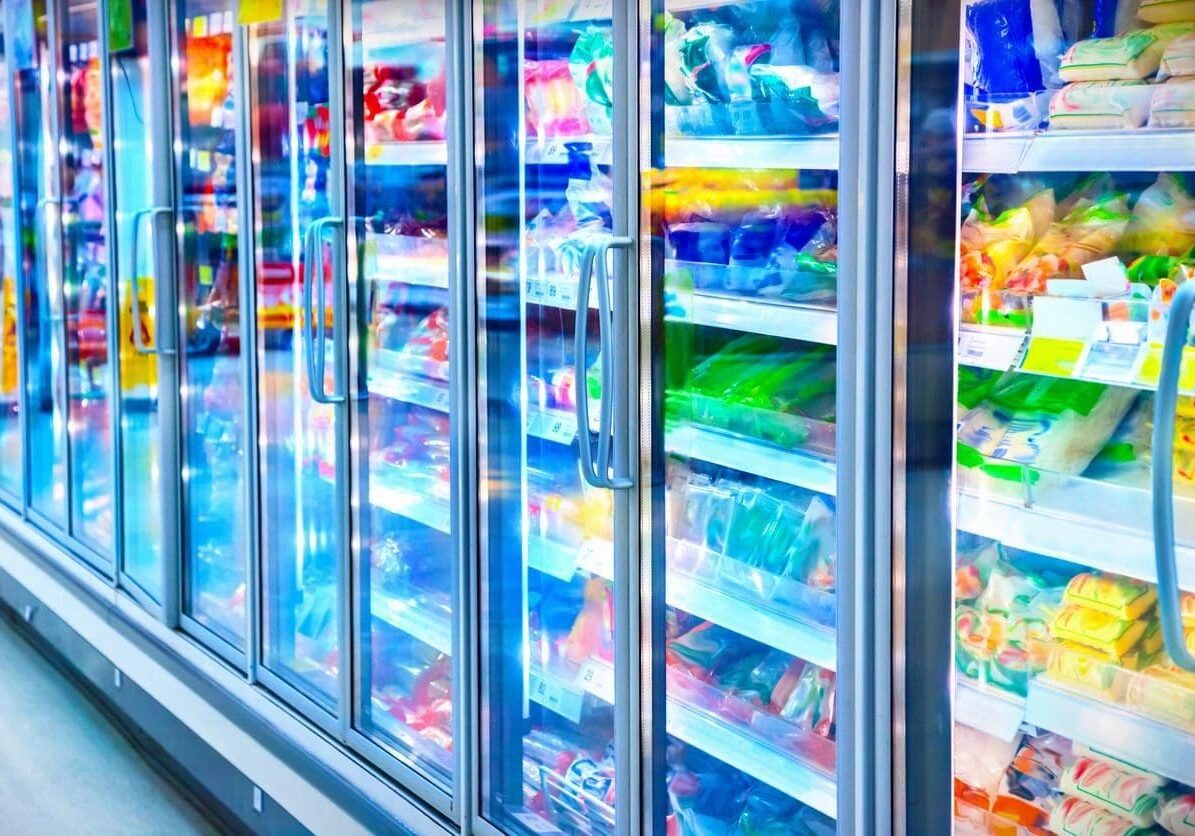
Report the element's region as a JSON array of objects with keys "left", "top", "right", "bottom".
[{"left": 958, "top": 329, "right": 1025, "bottom": 371}]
